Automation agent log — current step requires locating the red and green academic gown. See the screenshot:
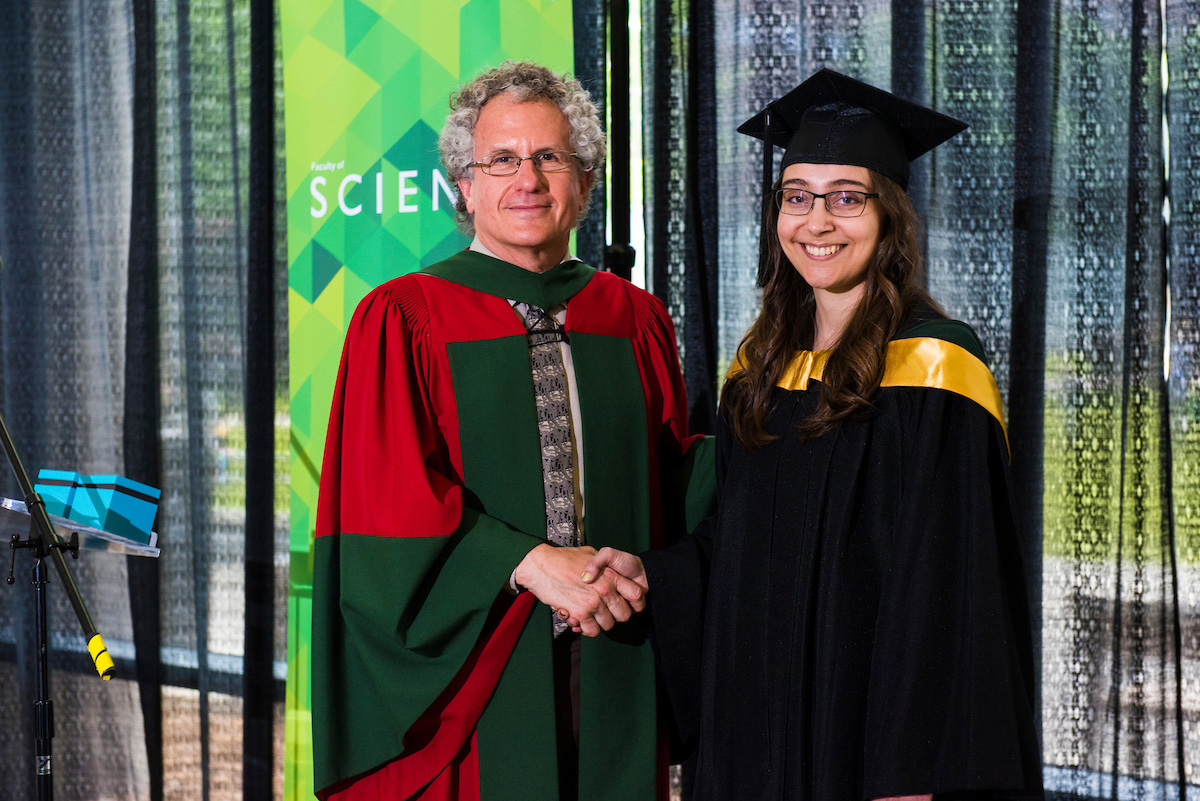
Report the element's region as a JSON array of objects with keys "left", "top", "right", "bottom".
[{"left": 312, "top": 250, "right": 712, "bottom": 801}]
